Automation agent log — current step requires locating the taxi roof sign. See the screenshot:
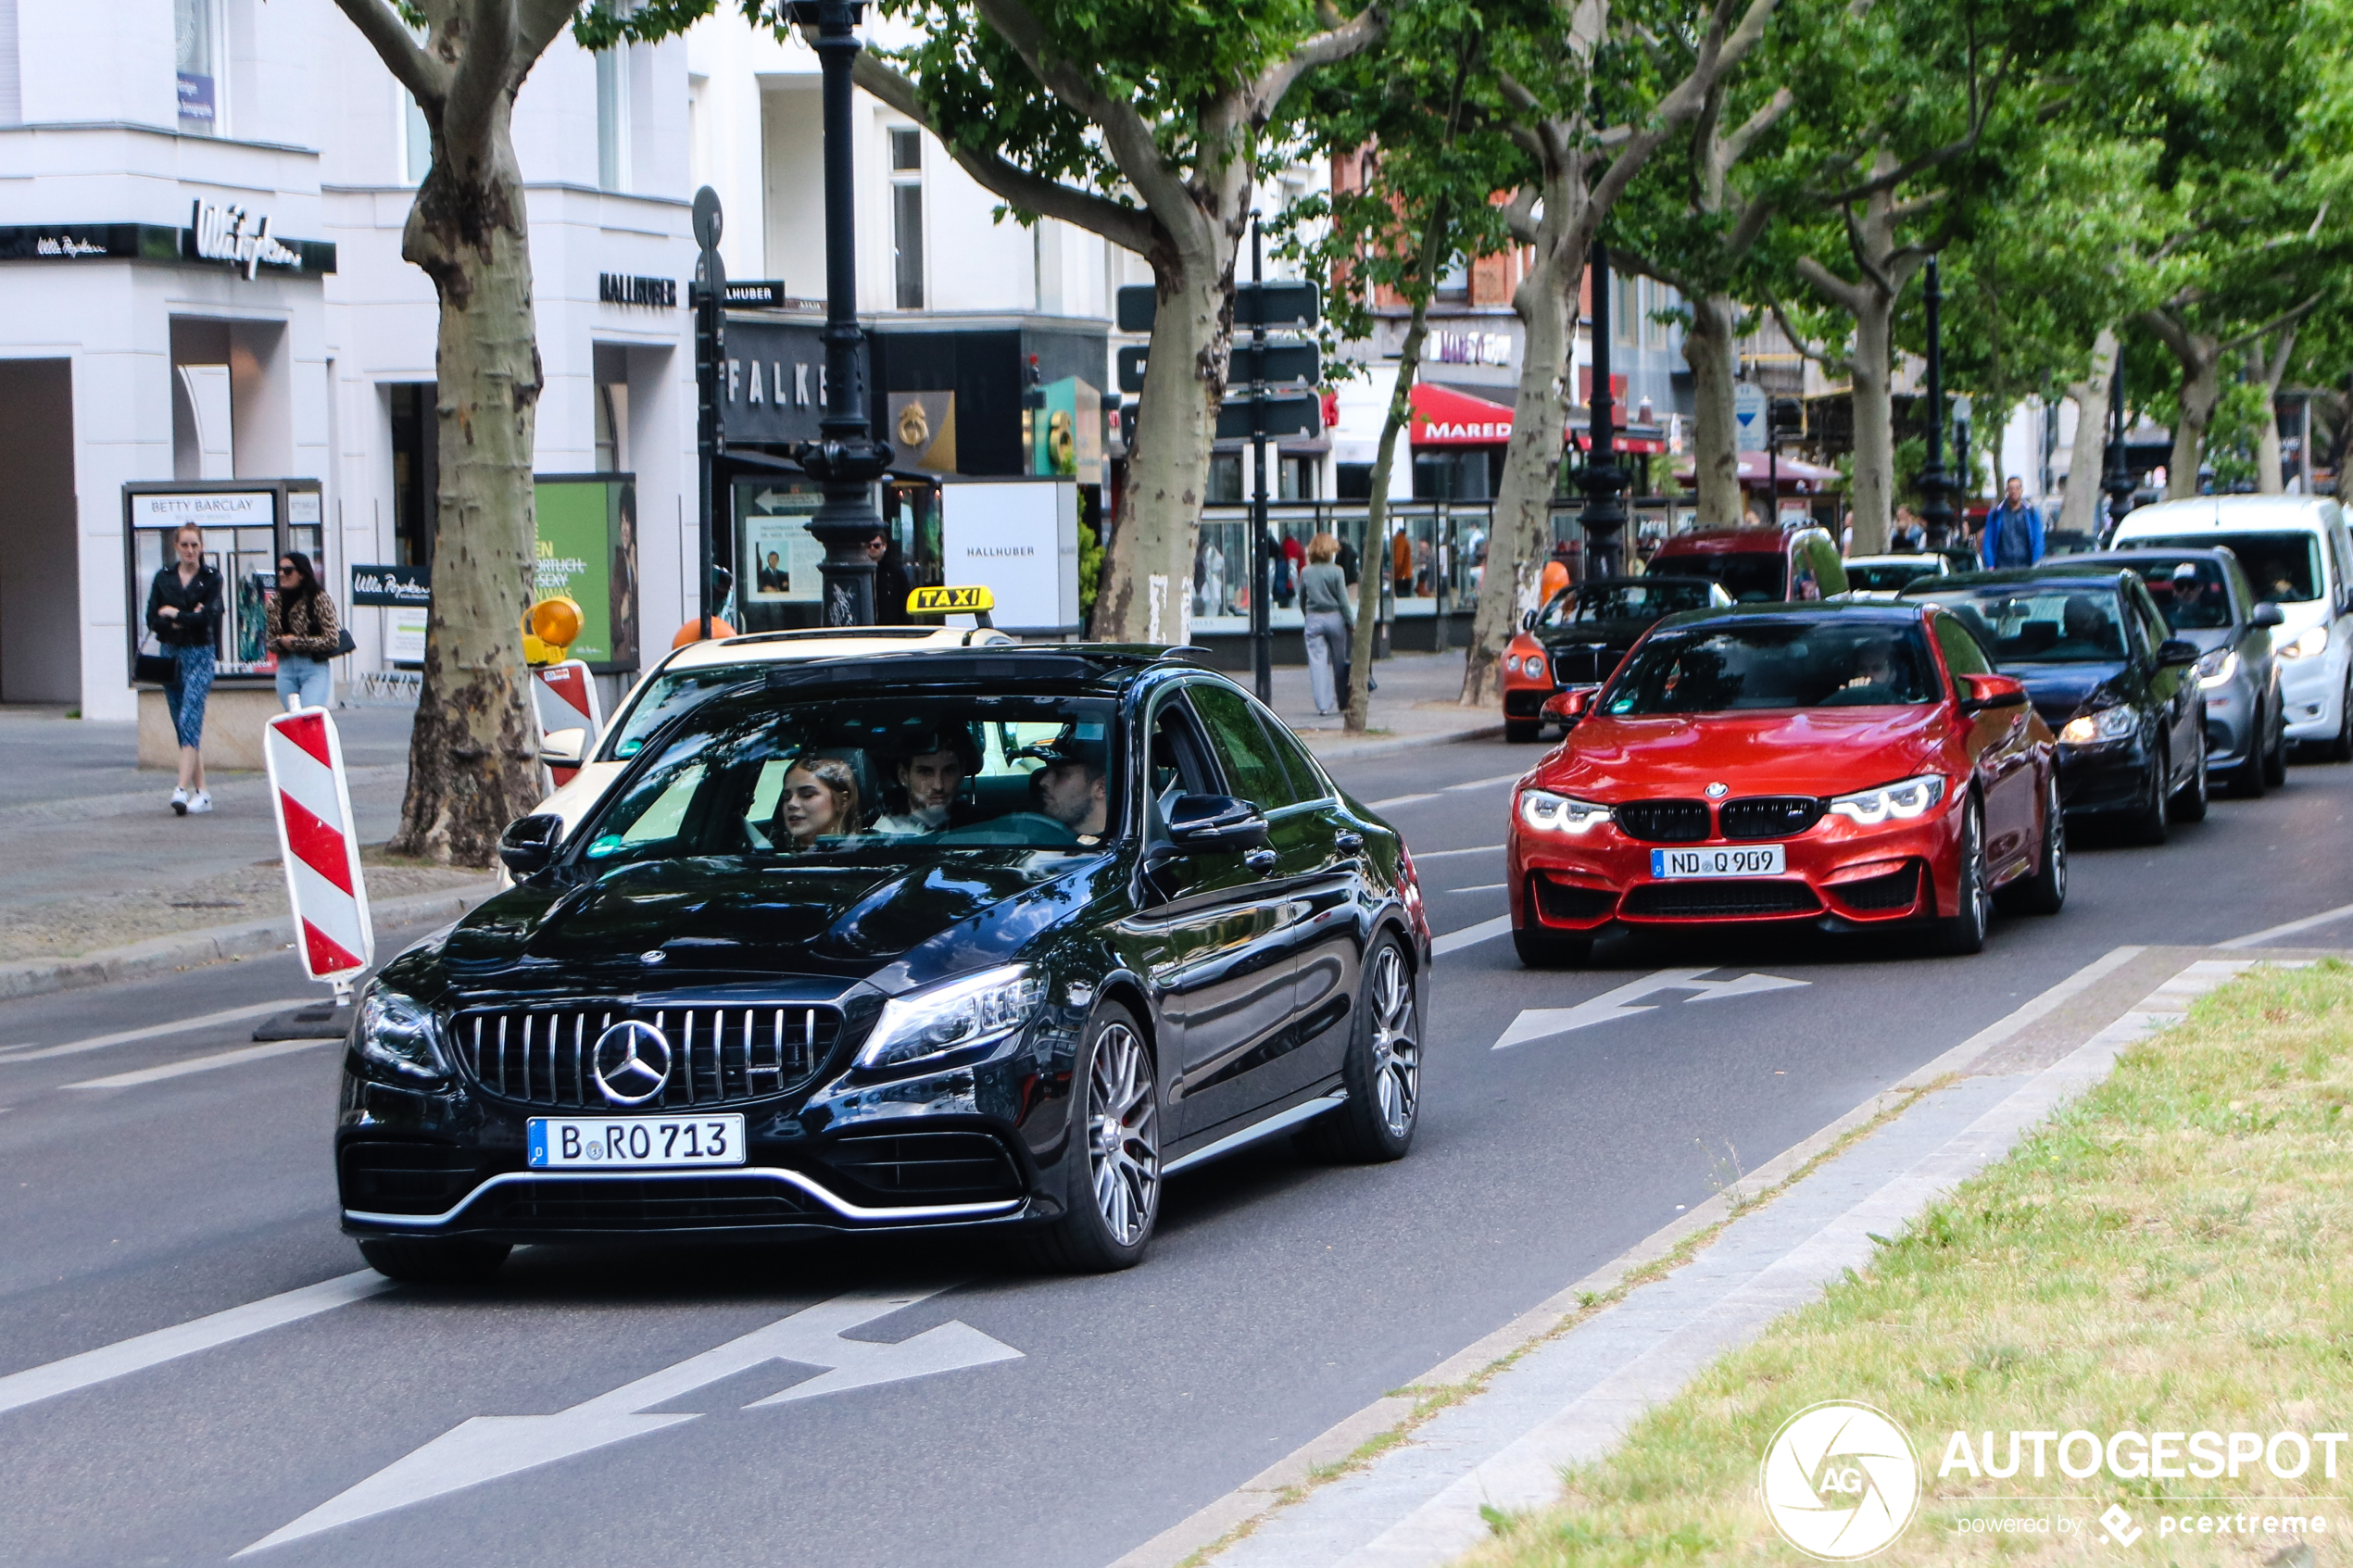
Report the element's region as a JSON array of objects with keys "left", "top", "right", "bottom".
[{"left": 910, "top": 585, "right": 994, "bottom": 615}]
